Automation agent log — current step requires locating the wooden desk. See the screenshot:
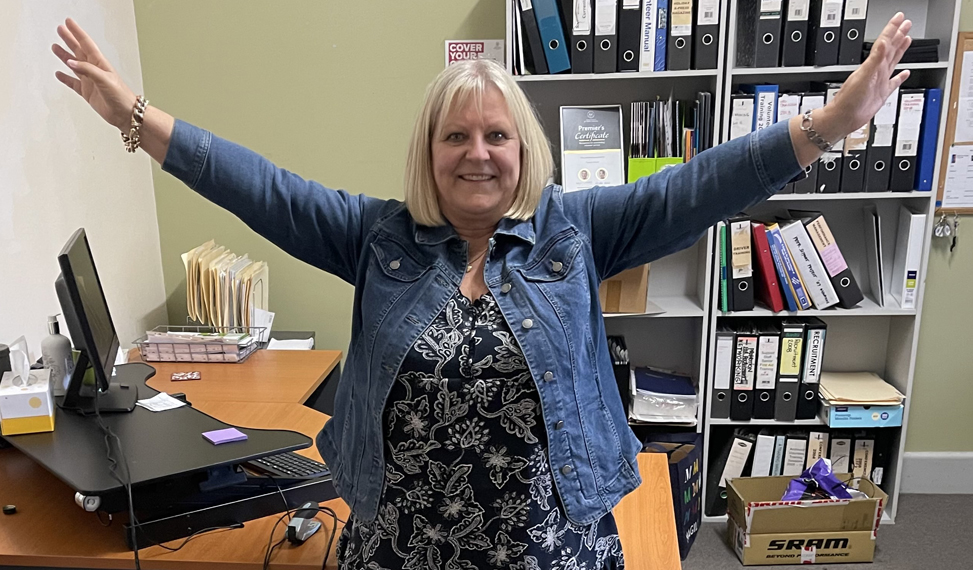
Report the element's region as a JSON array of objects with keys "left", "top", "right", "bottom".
[
  {"left": 1, "top": 352, "right": 679, "bottom": 569},
  {"left": 132, "top": 349, "right": 341, "bottom": 405},
  {"left": 0, "top": 401, "right": 346, "bottom": 570}
]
